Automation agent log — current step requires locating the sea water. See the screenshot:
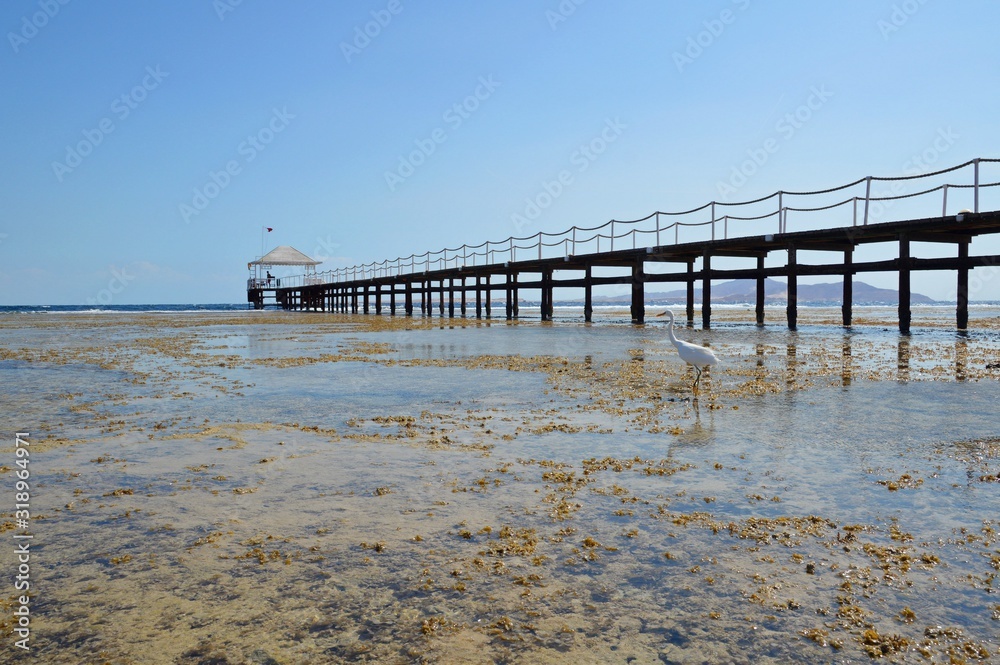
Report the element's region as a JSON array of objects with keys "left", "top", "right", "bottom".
[{"left": 0, "top": 307, "right": 997, "bottom": 663}]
